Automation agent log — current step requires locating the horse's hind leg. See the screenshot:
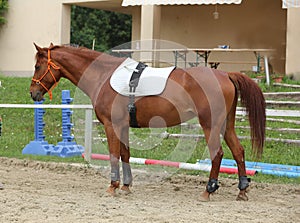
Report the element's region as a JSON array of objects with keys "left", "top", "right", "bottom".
[
  {"left": 200, "top": 124, "right": 224, "bottom": 201},
  {"left": 224, "top": 107, "right": 250, "bottom": 201}
]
